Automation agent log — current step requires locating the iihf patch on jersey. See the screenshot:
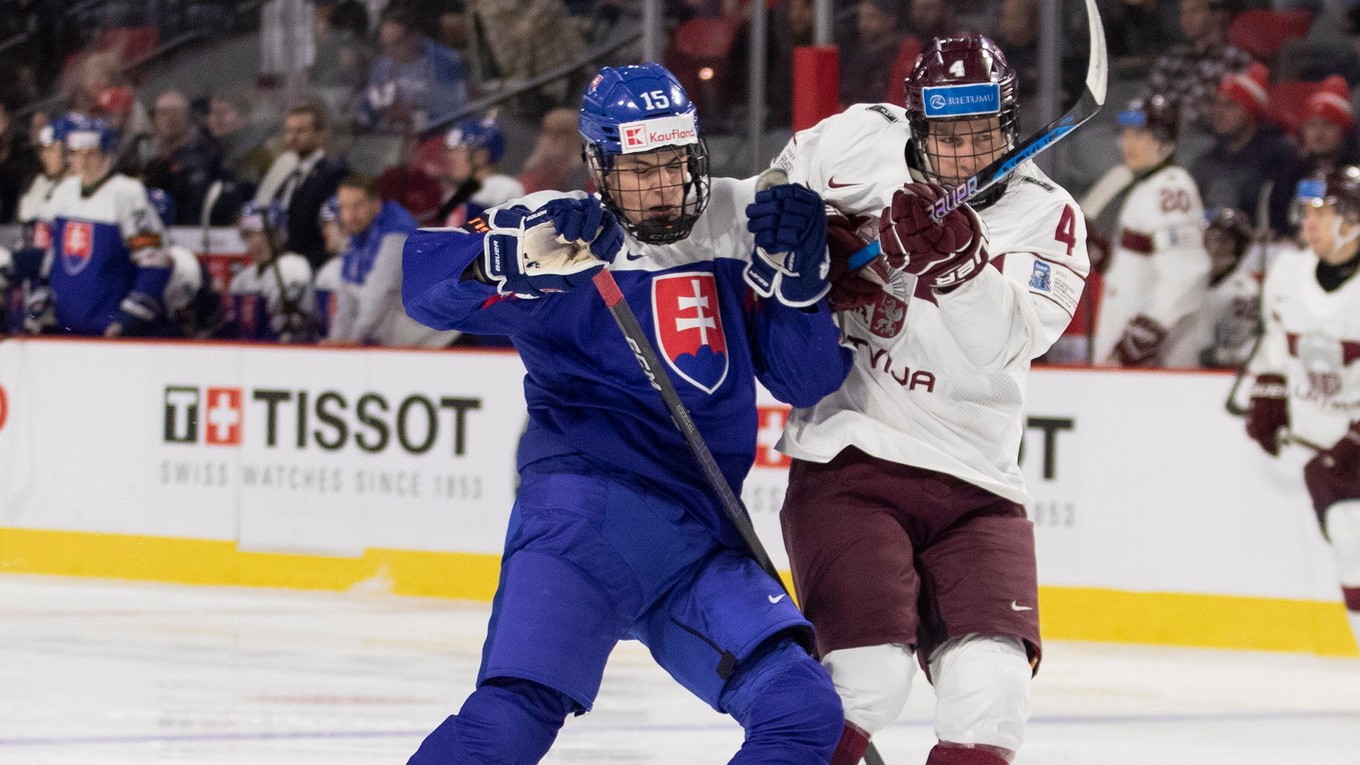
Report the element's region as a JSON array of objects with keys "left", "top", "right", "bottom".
[
  {"left": 652, "top": 273, "right": 728, "bottom": 393},
  {"left": 1028, "top": 260, "right": 1052, "bottom": 292},
  {"left": 922, "top": 83, "right": 1001, "bottom": 118}
]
